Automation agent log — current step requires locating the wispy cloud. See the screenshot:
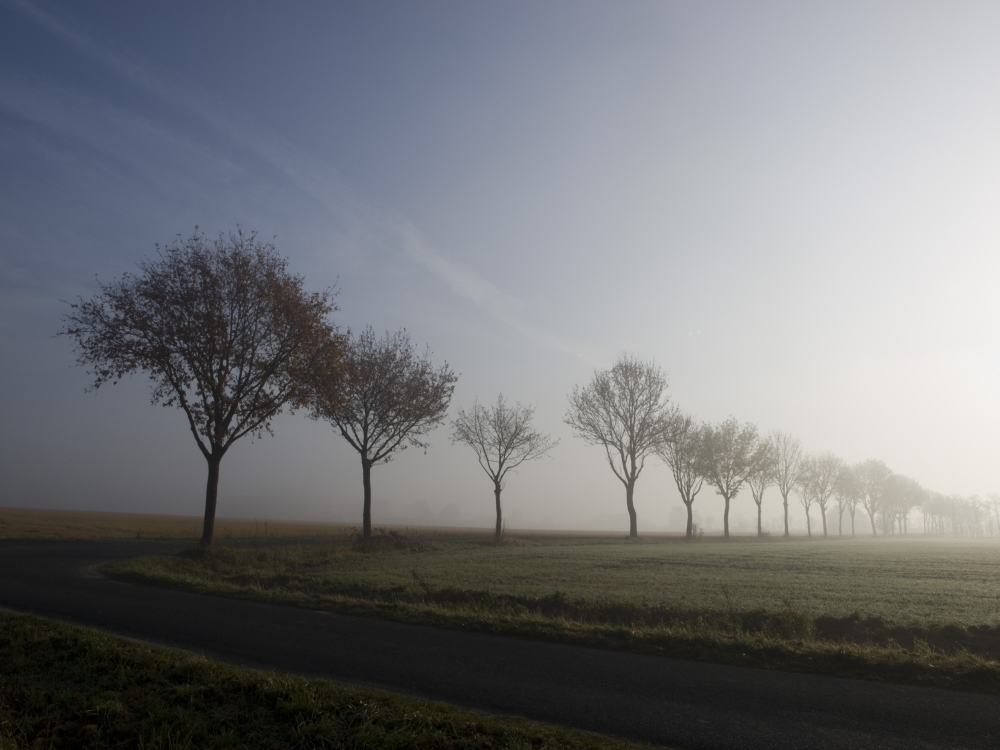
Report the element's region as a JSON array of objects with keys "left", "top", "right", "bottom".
[{"left": 5, "top": 0, "right": 602, "bottom": 363}]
